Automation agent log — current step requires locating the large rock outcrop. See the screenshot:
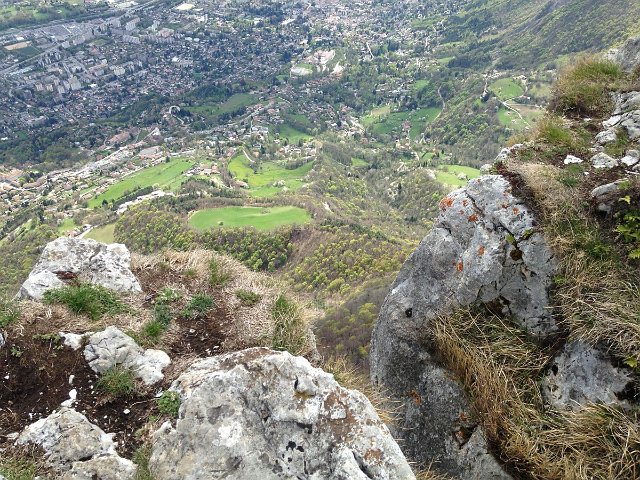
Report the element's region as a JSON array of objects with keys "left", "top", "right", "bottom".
[
  {"left": 371, "top": 175, "right": 558, "bottom": 478},
  {"left": 150, "top": 348, "right": 414, "bottom": 480},
  {"left": 16, "top": 407, "right": 136, "bottom": 479},
  {"left": 17, "top": 237, "right": 141, "bottom": 301}
]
